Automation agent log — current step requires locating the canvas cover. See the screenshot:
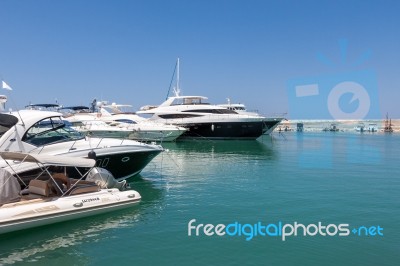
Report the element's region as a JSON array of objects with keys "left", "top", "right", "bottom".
[{"left": 0, "top": 168, "right": 21, "bottom": 204}]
